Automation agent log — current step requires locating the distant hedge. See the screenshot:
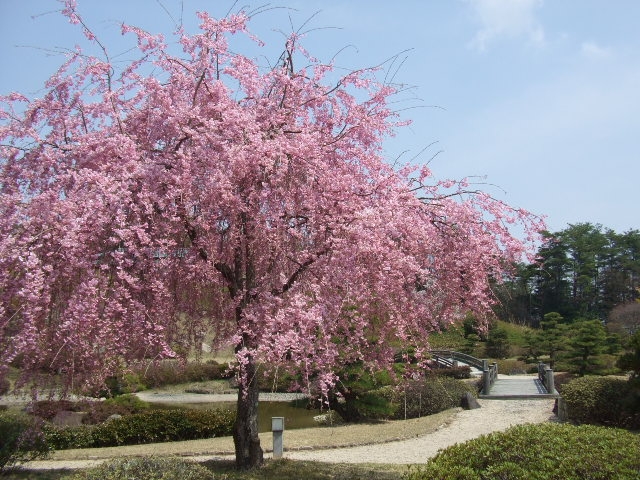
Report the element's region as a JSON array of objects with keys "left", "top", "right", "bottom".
[
  {"left": 405, "top": 423, "right": 640, "bottom": 480},
  {"left": 44, "top": 408, "right": 234, "bottom": 449}
]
